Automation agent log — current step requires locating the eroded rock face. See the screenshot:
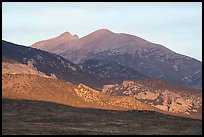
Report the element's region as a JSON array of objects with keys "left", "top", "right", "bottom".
[
  {"left": 2, "top": 61, "right": 50, "bottom": 78},
  {"left": 102, "top": 84, "right": 115, "bottom": 93},
  {"left": 102, "top": 80, "right": 202, "bottom": 116}
]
